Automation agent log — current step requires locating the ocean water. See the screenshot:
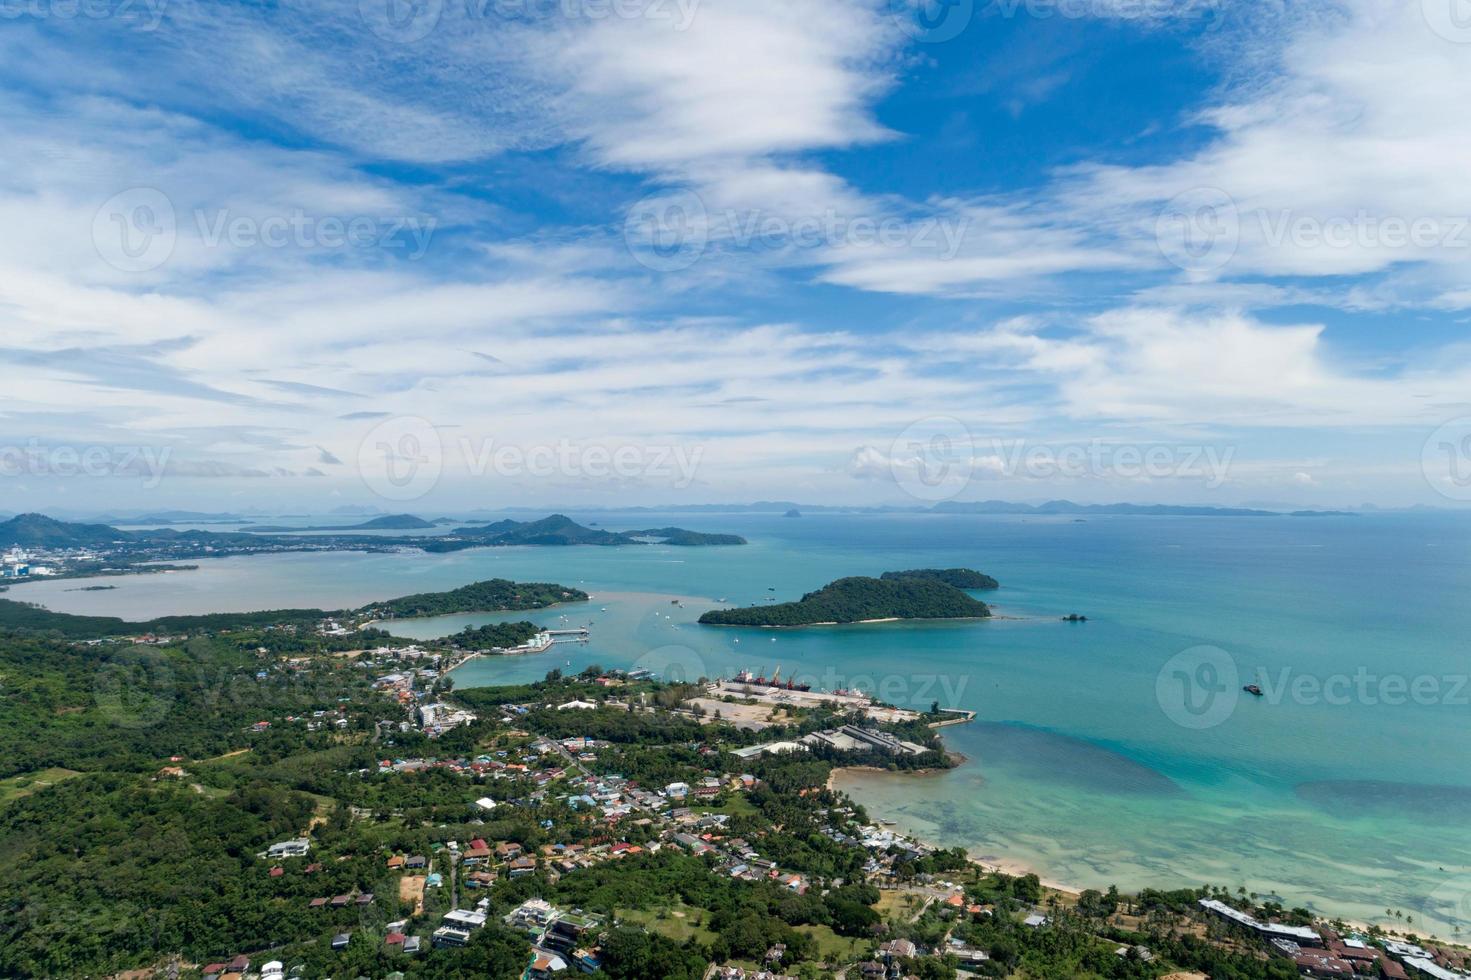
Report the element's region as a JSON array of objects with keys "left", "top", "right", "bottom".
[{"left": 18, "top": 511, "right": 1471, "bottom": 937}]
